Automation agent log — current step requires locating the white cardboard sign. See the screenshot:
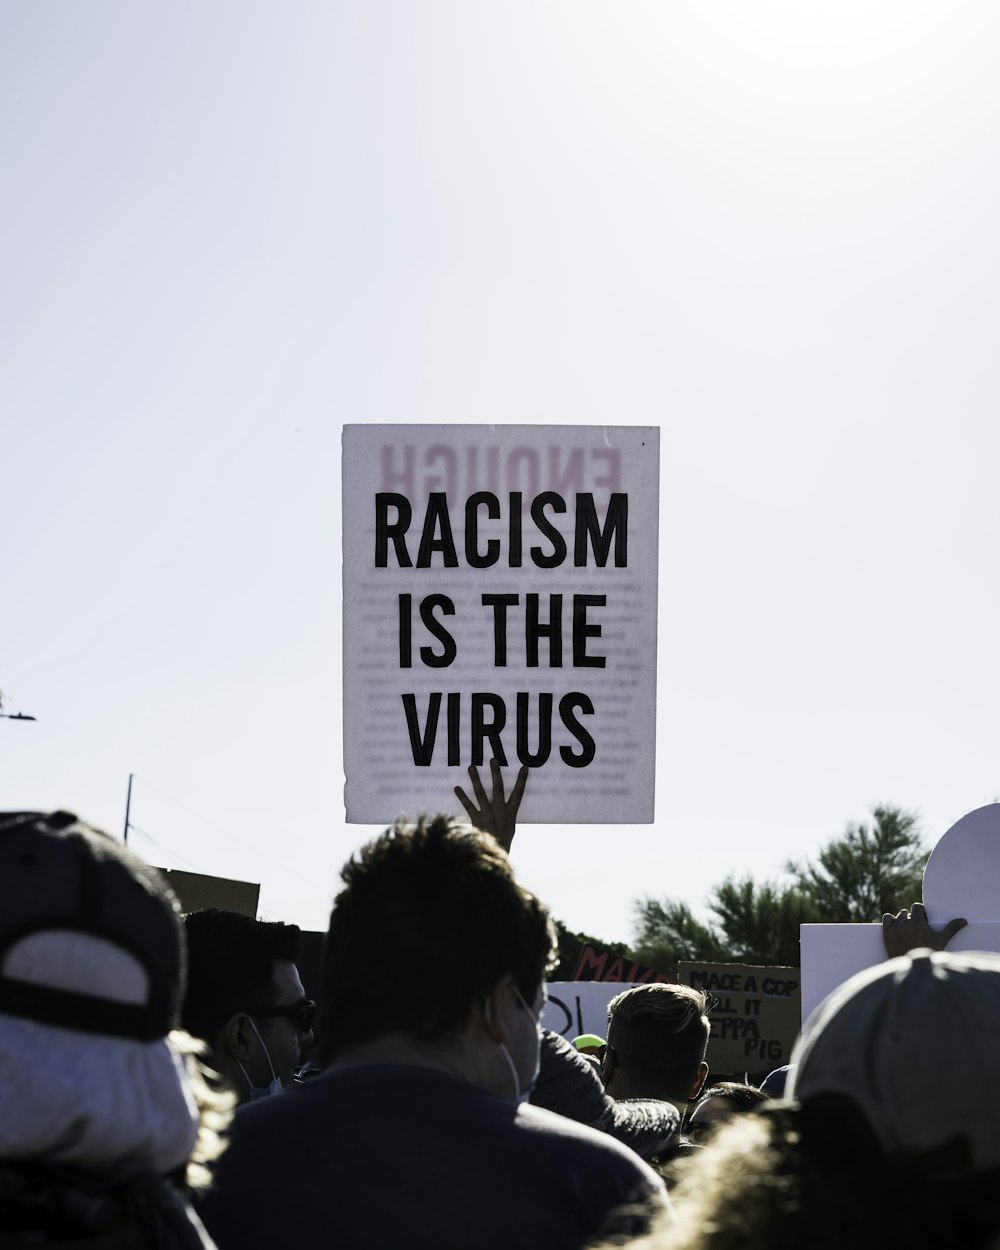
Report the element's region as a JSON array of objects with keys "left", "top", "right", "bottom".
[
  {"left": 342, "top": 425, "right": 659, "bottom": 823},
  {"left": 542, "top": 981, "right": 634, "bottom": 1039},
  {"left": 799, "top": 803, "right": 1000, "bottom": 1023}
]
